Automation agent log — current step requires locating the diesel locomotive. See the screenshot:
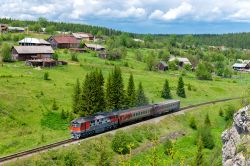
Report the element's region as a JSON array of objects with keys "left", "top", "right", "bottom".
[{"left": 70, "top": 100, "right": 180, "bottom": 139}]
